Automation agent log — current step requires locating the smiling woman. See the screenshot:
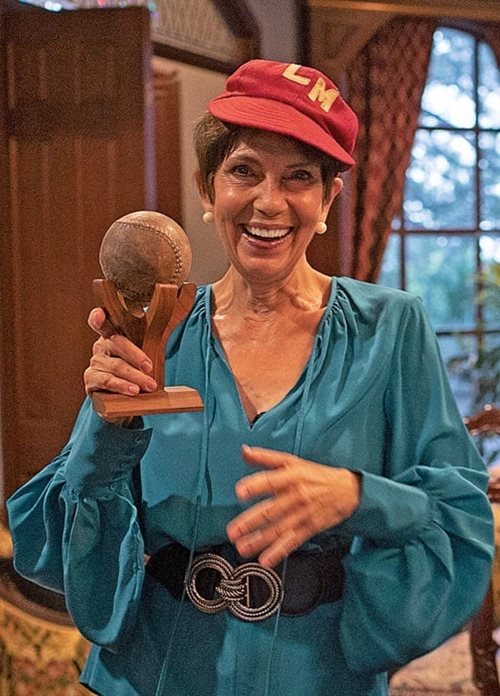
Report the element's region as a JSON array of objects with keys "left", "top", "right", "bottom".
[
  {"left": 195, "top": 129, "right": 343, "bottom": 421},
  {"left": 6, "top": 59, "right": 494, "bottom": 696},
  {"left": 198, "top": 130, "right": 341, "bottom": 288}
]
